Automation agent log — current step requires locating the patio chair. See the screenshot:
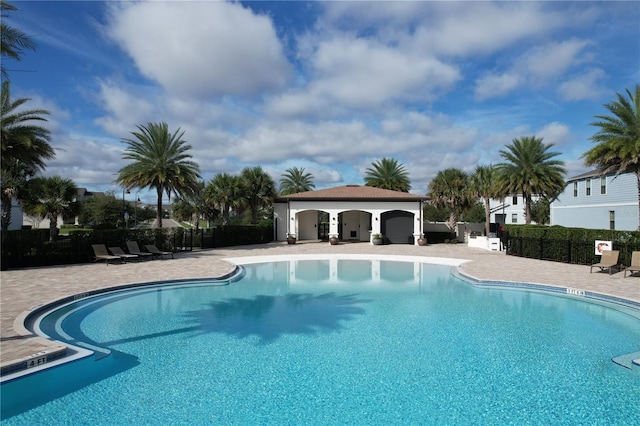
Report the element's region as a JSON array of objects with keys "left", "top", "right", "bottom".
[
  {"left": 108, "top": 246, "right": 139, "bottom": 263},
  {"left": 590, "top": 250, "right": 619, "bottom": 275},
  {"left": 624, "top": 251, "right": 640, "bottom": 277},
  {"left": 126, "top": 241, "right": 154, "bottom": 260},
  {"left": 92, "top": 244, "right": 121, "bottom": 265},
  {"left": 144, "top": 244, "right": 174, "bottom": 259}
]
